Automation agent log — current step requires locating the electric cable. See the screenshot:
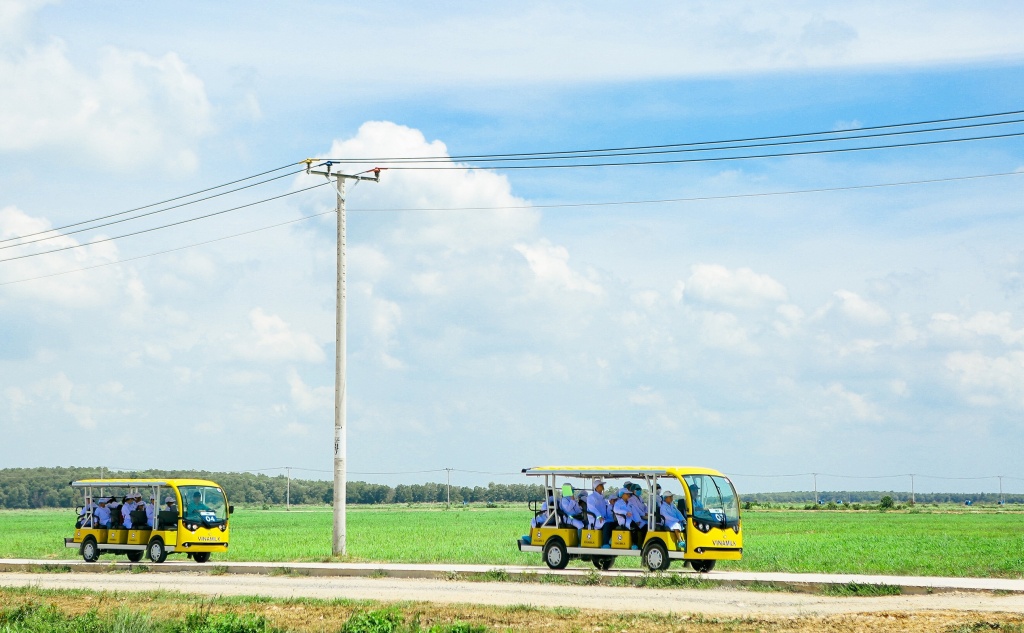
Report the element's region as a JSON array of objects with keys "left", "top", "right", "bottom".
[
  {"left": 0, "top": 210, "right": 334, "bottom": 287},
  {"left": 320, "top": 116, "right": 1024, "bottom": 165},
  {"left": 354, "top": 170, "right": 1024, "bottom": 213},
  {"left": 0, "top": 181, "right": 331, "bottom": 264},
  {"left": 369, "top": 130, "right": 1024, "bottom": 170},
  {"left": 0, "top": 162, "right": 303, "bottom": 245},
  {"left": 318, "top": 109, "right": 1024, "bottom": 162},
  {"left": 2, "top": 168, "right": 1021, "bottom": 285},
  {"left": 0, "top": 168, "right": 308, "bottom": 251}
]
